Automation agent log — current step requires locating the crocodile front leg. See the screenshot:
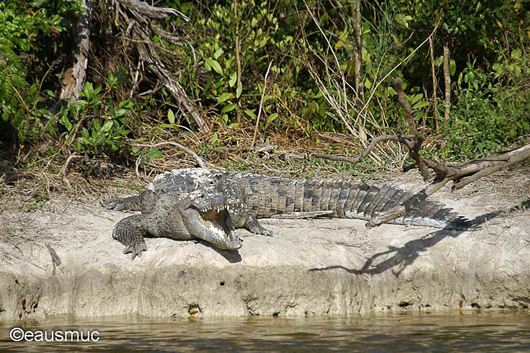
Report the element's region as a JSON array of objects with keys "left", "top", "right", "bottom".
[
  {"left": 112, "top": 214, "right": 149, "bottom": 260},
  {"left": 229, "top": 204, "right": 272, "bottom": 236}
]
